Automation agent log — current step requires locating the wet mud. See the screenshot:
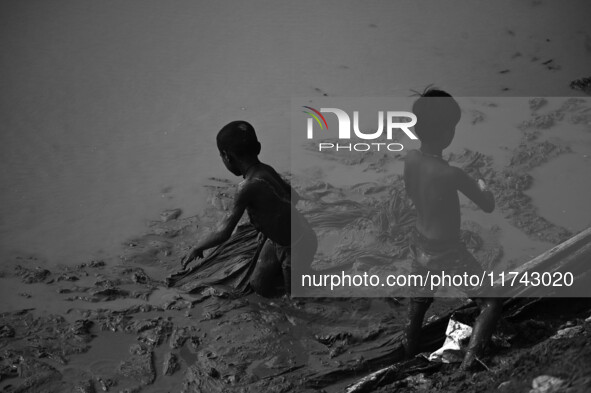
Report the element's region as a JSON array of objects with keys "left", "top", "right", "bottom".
[
  {"left": 371, "top": 298, "right": 591, "bottom": 393},
  {"left": 1, "top": 98, "right": 591, "bottom": 392}
]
